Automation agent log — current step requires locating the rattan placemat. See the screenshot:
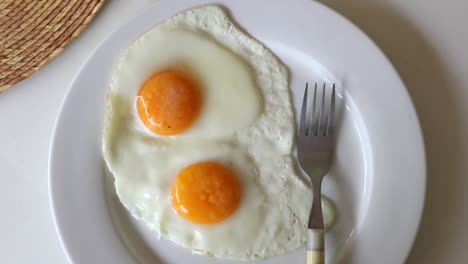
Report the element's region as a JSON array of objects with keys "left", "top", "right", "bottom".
[{"left": 0, "top": 0, "right": 106, "bottom": 92}]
